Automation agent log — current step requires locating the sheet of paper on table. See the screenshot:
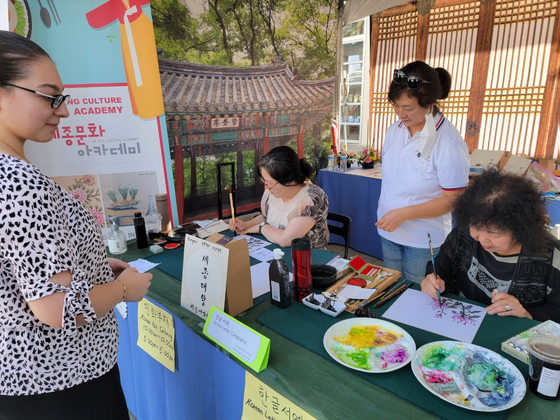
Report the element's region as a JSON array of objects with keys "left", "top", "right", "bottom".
[
  {"left": 234, "top": 235, "right": 271, "bottom": 252},
  {"left": 337, "top": 285, "right": 376, "bottom": 300},
  {"left": 250, "top": 261, "right": 292, "bottom": 299},
  {"left": 197, "top": 220, "right": 230, "bottom": 238},
  {"left": 249, "top": 247, "right": 274, "bottom": 262},
  {"left": 128, "top": 258, "right": 160, "bottom": 273},
  {"left": 347, "top": 167, "right": 382, "bottom": 178},
  {"left": 382, "top": 288, "right": 486, "bottom": 343}
]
